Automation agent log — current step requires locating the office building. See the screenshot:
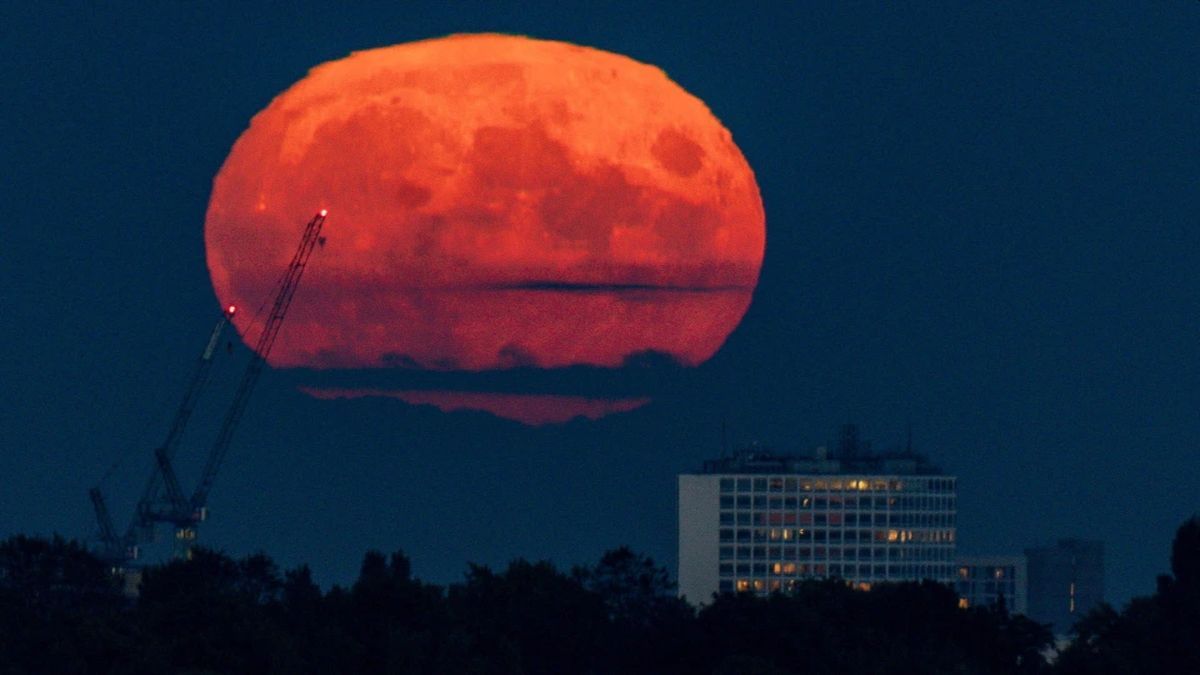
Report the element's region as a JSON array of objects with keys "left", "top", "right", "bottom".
[
  {"left": 678, "top": 426, "right": 957, "bottom": 603},
  {"left": 955, "top": 555, "right": 1027, "bottom": 615},
  {"left": 1025, "top": 539, "right": 1104, "bottom": 635}
]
